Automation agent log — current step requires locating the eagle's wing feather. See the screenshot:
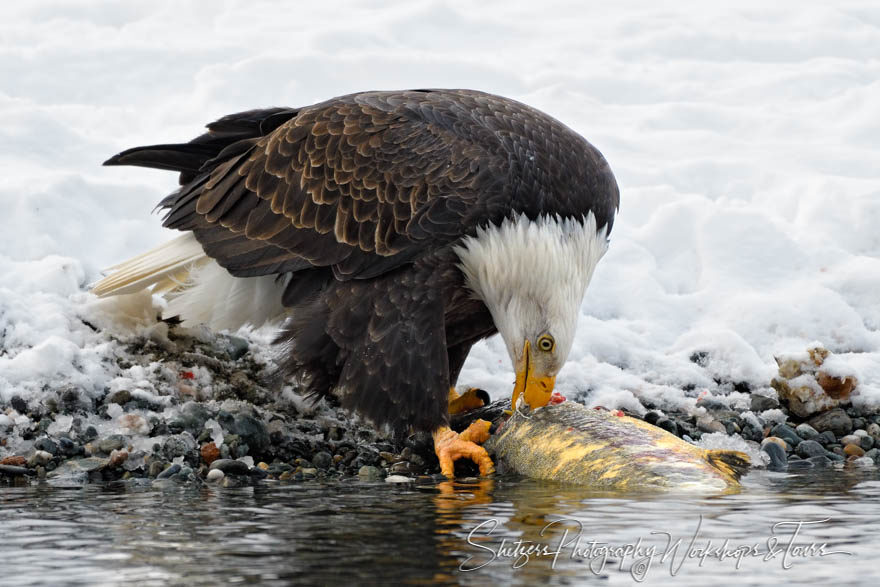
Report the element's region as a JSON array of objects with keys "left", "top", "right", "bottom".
[{"left": 161, "top": 91, "right": 509, "bottom": 285}]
